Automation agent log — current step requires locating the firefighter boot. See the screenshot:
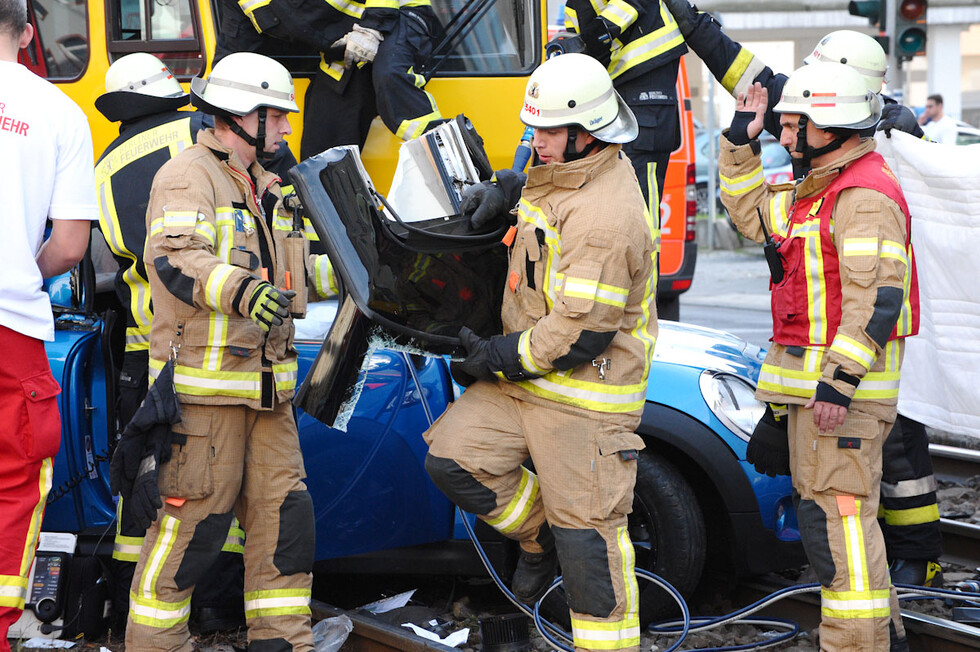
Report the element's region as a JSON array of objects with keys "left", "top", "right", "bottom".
[
  {"left": 512, "top": 547, "right": 558, "bottom": 605},
  {"left": 889, "top": 559, "right": 944, "bottom": 587}
]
